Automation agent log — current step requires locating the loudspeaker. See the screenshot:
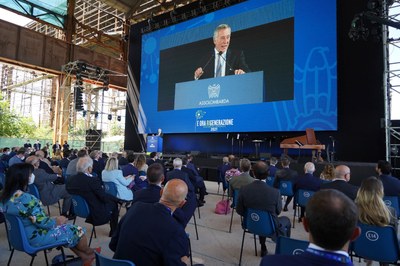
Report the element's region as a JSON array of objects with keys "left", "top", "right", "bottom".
[{"left": 86, "top": 130, "right": 101, "bottom": 150}]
